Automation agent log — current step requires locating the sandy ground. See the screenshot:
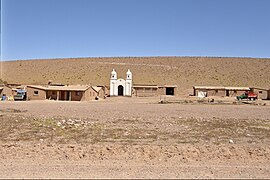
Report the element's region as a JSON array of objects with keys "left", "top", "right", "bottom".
[{"left": 0, "top": 97, "right": 270, "bottom": 178}]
